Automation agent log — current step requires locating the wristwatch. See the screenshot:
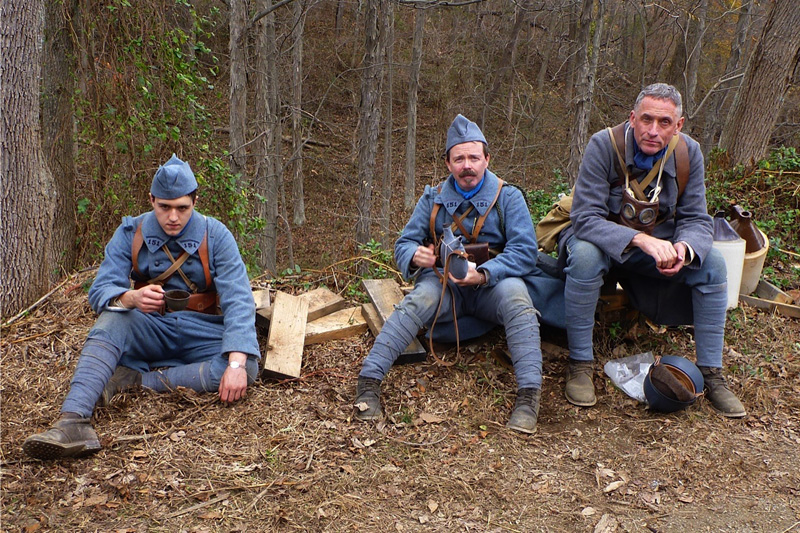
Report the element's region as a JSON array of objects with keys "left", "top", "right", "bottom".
[{"left": 229, "top": 361, "right": 242, "bottom": 369}]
